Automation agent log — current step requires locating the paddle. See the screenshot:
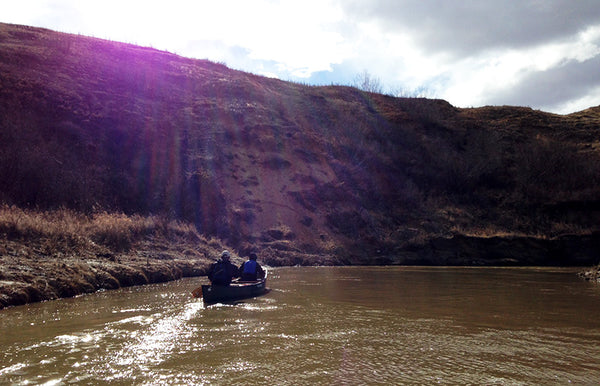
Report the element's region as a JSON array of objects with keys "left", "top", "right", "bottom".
[{"left": 191, "top": 285, "right": 203, "bottom": 298}]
